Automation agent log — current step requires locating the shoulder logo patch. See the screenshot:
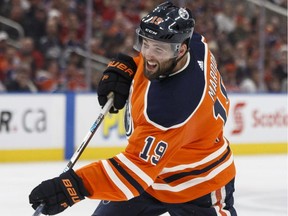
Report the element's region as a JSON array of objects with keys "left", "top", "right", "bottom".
[{"left": 197, "top": 60, "right": 204, "bottom": 71}]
